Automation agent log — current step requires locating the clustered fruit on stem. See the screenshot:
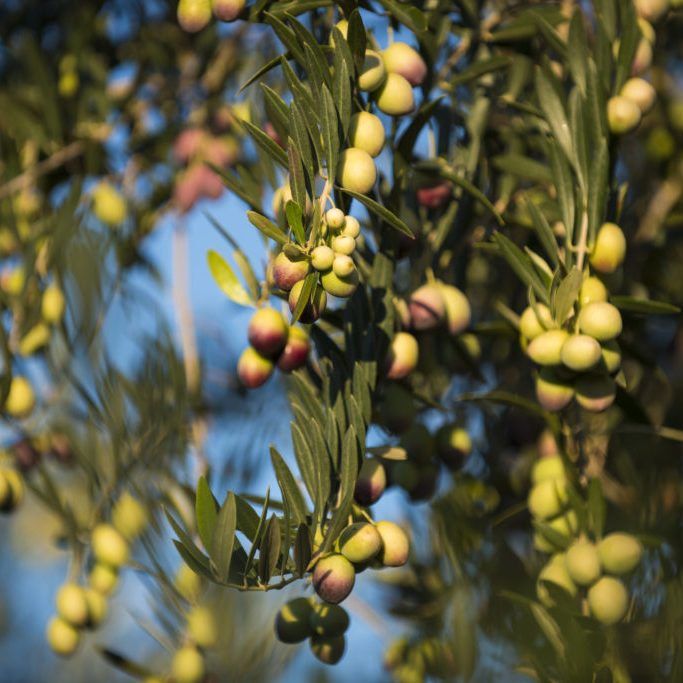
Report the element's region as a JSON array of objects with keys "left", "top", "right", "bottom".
[
  {"left": 527, "top": 436, "right": 643, "bottom": 625},
  {"left": 46, "top": 492, "right": 147, "bottom": 657},
  {"left": 177, "top": 0, "right": 246, "bottom": 33},
  {"left": 519, "top": 223, "right": 628, "bottom": 414},
  {"left": 237, "top": 307, "right": 311, "bottom": 388}
]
